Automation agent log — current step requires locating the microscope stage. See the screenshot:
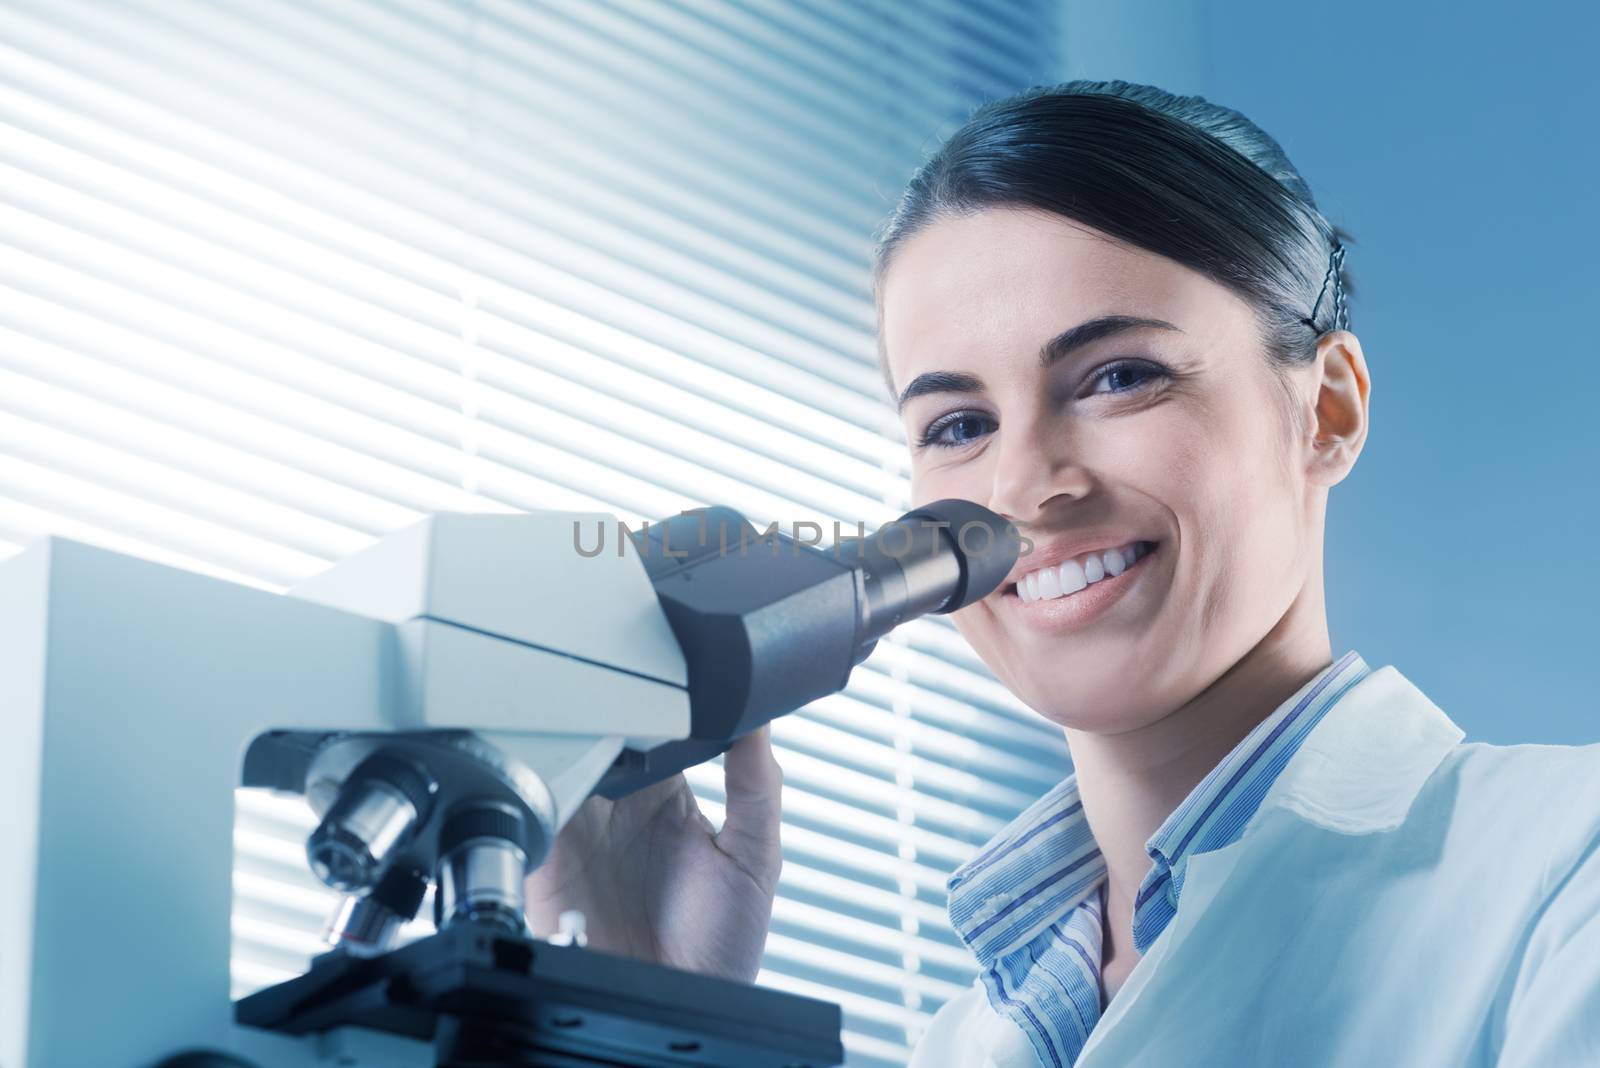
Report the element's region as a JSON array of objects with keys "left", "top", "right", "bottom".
[{"left": 234, "top": 921, "right": 844, "bottom": 1068}]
